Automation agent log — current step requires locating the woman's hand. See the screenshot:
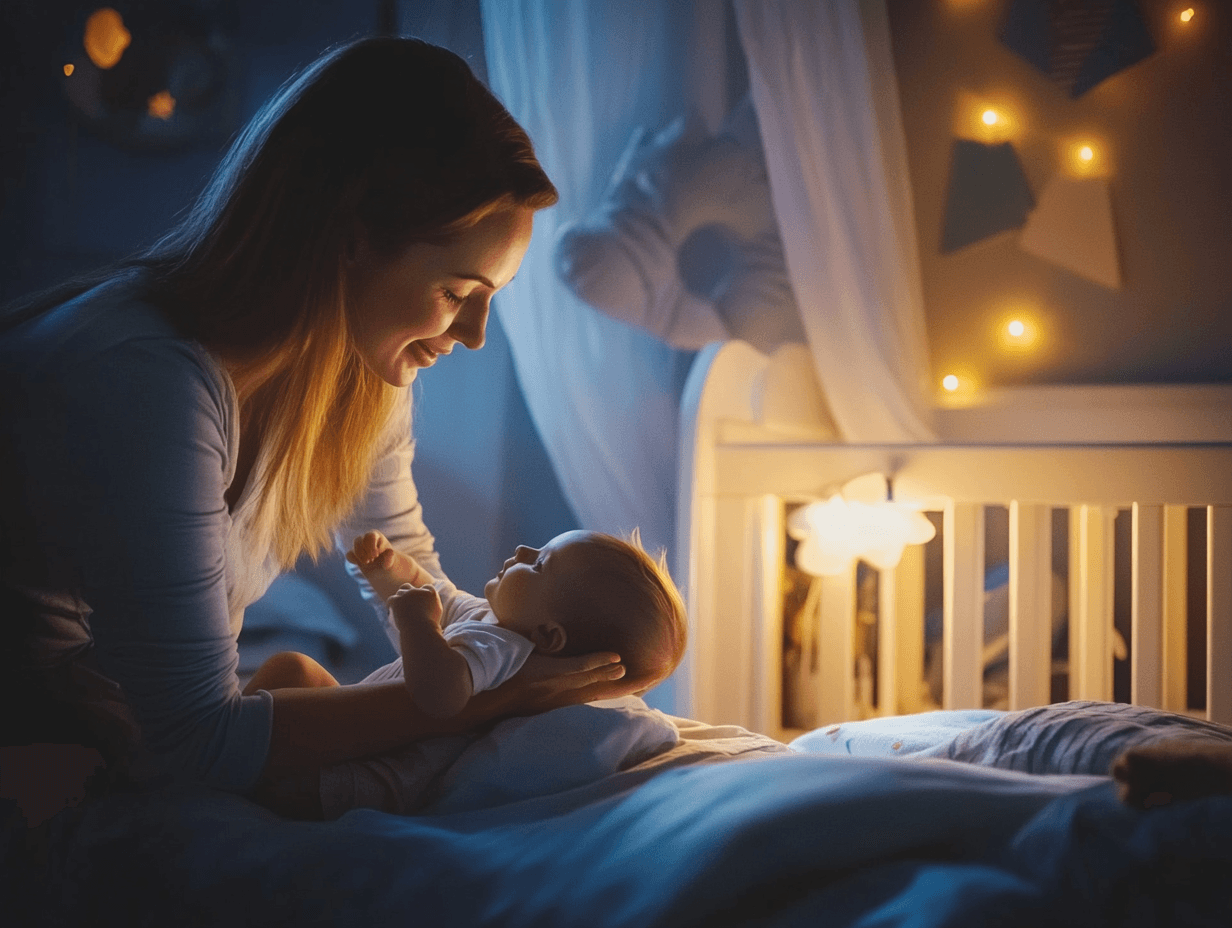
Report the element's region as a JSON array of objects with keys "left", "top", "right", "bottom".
[{"left": 462, "top": 652, "right": 633, "bottom": 724}]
